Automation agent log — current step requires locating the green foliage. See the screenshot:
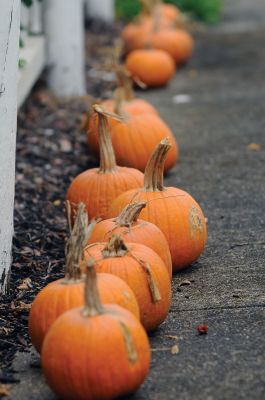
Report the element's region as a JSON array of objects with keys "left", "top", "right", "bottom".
[
  {"left": 18, "top": 58, "right": 27, "bottom": 69},
  {"left": 22, "top": 0, "right": 33, "bottom": 7},
  {"left": 177, "top": 0, "right": 223, "bottom": 23},
  {"left": 115, "top": 0, "right": 223, "bottom": 23}
]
